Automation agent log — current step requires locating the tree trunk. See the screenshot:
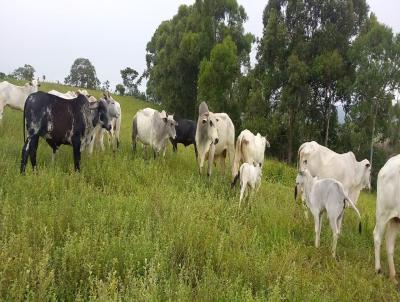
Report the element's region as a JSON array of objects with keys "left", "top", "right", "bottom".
[
  {"left": 288, "top": 107, "right": 294, "bottom": 164},
  {"left": 324, "top": 90, "right": 331, "bottom": 147},
  {"left": 370, "top": 99, "right": 377, "bottom": 166}
]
